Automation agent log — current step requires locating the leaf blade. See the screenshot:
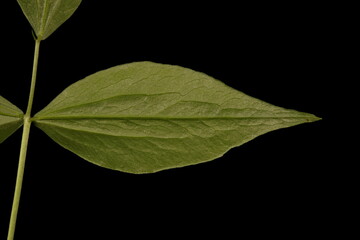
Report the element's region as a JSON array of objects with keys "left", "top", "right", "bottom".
[
  {"left": 0, "top": 96, "right": 23, "bottom": 143},
  {"left": 34, "top": 62, "right": 320, "bottom": 173},
  {"left": 17, "top": 0, "right": 82, "bottom": 40}
]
